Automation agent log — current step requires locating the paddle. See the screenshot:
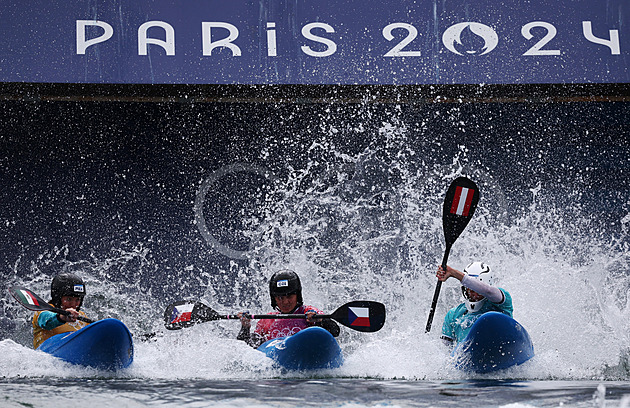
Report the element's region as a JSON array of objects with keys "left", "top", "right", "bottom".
[
  {"left": 9, "top": 285, "right": 161, "bottom": 341},
  {"left": 9, "top": 286, "right": 95, "bottom": 324},
  {"left": 425, "top": 176, "right": 480, "bottom": 333},
  {"left": 164, "top": 300, "right": 386, "bottom": 333}
]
